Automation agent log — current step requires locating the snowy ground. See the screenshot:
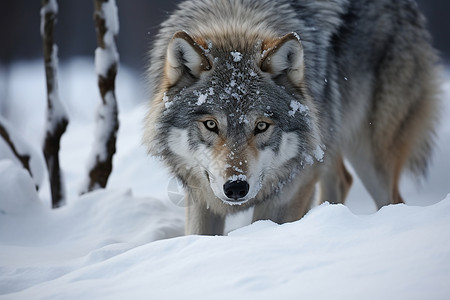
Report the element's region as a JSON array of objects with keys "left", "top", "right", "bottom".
[{"left": 0, "top": 59, "right": 449, "bottom": 299}]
